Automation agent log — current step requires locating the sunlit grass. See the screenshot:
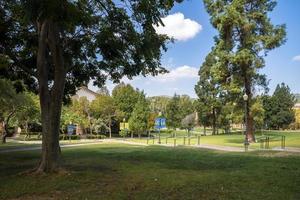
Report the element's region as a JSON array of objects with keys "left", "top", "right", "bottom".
[{"left": 0, "top": 143, "right": 300, "bottom": 199}]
